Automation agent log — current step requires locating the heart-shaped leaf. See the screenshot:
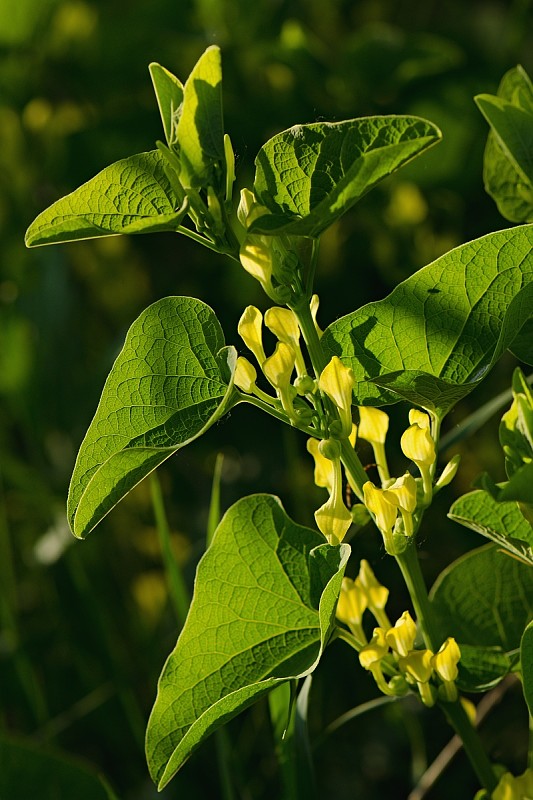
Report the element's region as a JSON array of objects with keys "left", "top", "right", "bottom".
[
  {"left": 430, "top": 544, "right": 533, "bottom": 653},
  {"left": 250, "top": 116, "right": 441, "bottom": 237},
  {"left": 25, "top": 151, "right": 185, "bottom": 246},
  {"left": 322, "top": 224, "right": 533, "bottom": 416},
  {"left": 145, "top": 493, "right": 349, "bottom": 790},
  {"left": 149, "top": 62, "right": 184, "bottom": 146},
  {"left": 68, "top": 296, "right": 237, "bottom": 538},
  {"left": 449, "top": 489, "right": 533, "bottom": 565},
  {"left": 176, "top": 45, "right": 224, "bottom": 188}
]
